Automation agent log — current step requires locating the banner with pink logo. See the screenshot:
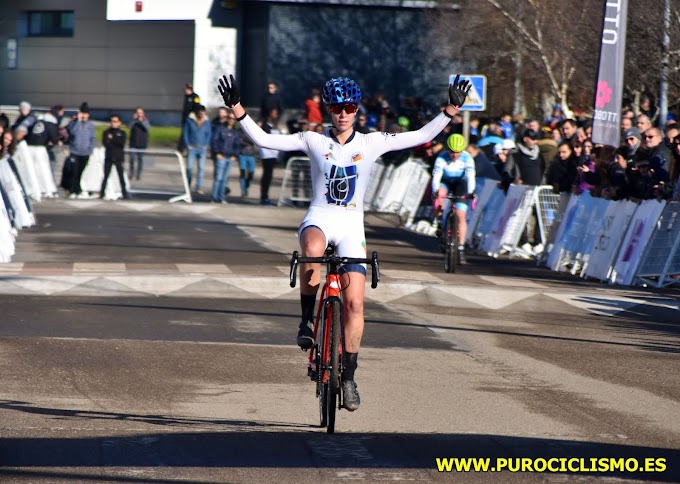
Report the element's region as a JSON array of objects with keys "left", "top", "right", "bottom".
[{"left": 591, "top": 0, "right": 629, "bottom": 148}]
